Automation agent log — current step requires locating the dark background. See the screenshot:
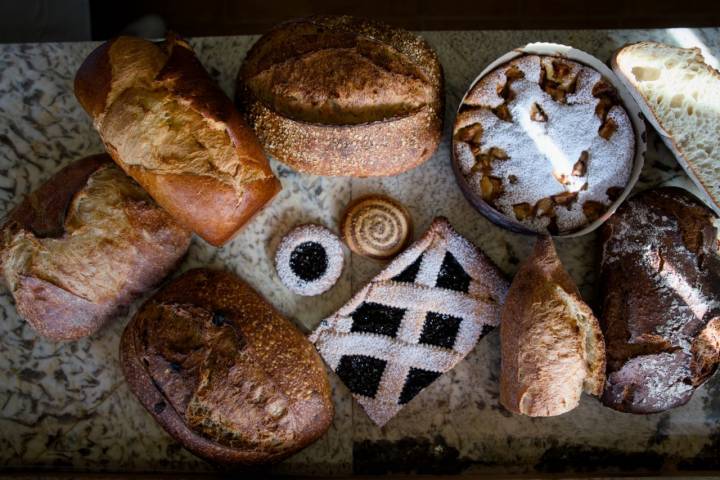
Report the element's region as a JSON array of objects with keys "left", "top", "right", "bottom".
[{"left": 0, "top": 0, "right": 719, "bottom": 43}]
